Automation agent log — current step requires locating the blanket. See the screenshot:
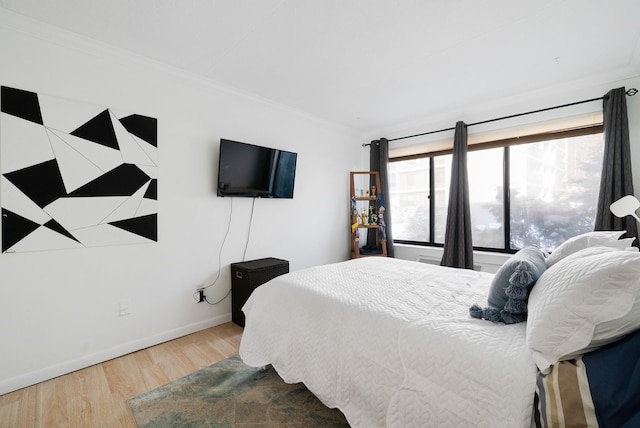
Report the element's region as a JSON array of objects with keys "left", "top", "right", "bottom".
[{"left": 240, "top": 257, "right": 538, "bottom": 427}]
